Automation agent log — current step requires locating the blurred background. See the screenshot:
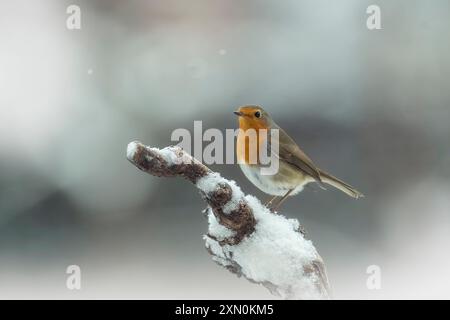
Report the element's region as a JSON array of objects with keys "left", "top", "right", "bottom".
[{"left": 1, "top": 0, "right": 449, "bottom": 299}]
